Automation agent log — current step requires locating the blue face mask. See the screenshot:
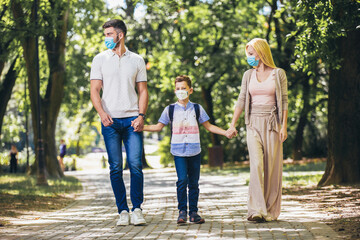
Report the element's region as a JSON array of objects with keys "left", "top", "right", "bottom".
[
  {"left": 247, "top": 56, "right": 259, "bottom": 67},
  {"left": 104, "top": 37, "right": 117, "bottom": 50}
]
